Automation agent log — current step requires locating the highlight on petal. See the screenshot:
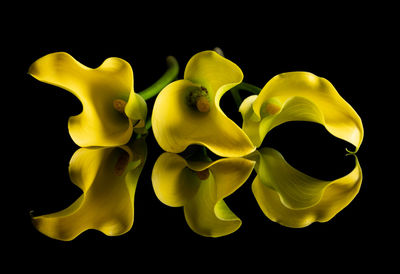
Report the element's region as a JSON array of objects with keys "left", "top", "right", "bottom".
[
  {"left": 152, "top": 153, "right": 255, "bottom": 237},
  {"left": 251, "top": 147, "right": 362, "bottom": 228},
  {"left": 31, "top": 138, "right": 147, "bottom": 241},
  {"left": 240, "top": 72, "right": 364, "bottom": 151},
  {"left": 28, "top": 52, "right": 147, "bottom": 147},
  {"left": 152, "top": 79, "right": 255, "bottom": 157}
]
